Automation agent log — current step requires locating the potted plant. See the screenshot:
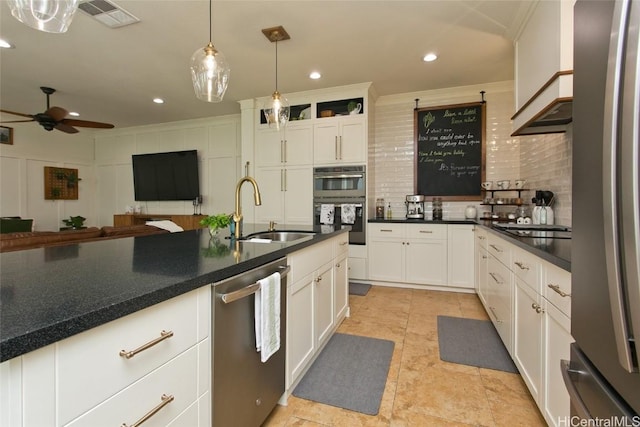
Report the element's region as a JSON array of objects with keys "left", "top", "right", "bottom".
[
  {"left": 200, "top": 214, "right": 232, "bottom": 237},
  {"left": 61, "top": 215, "right": 86, "bottom": 230}
]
